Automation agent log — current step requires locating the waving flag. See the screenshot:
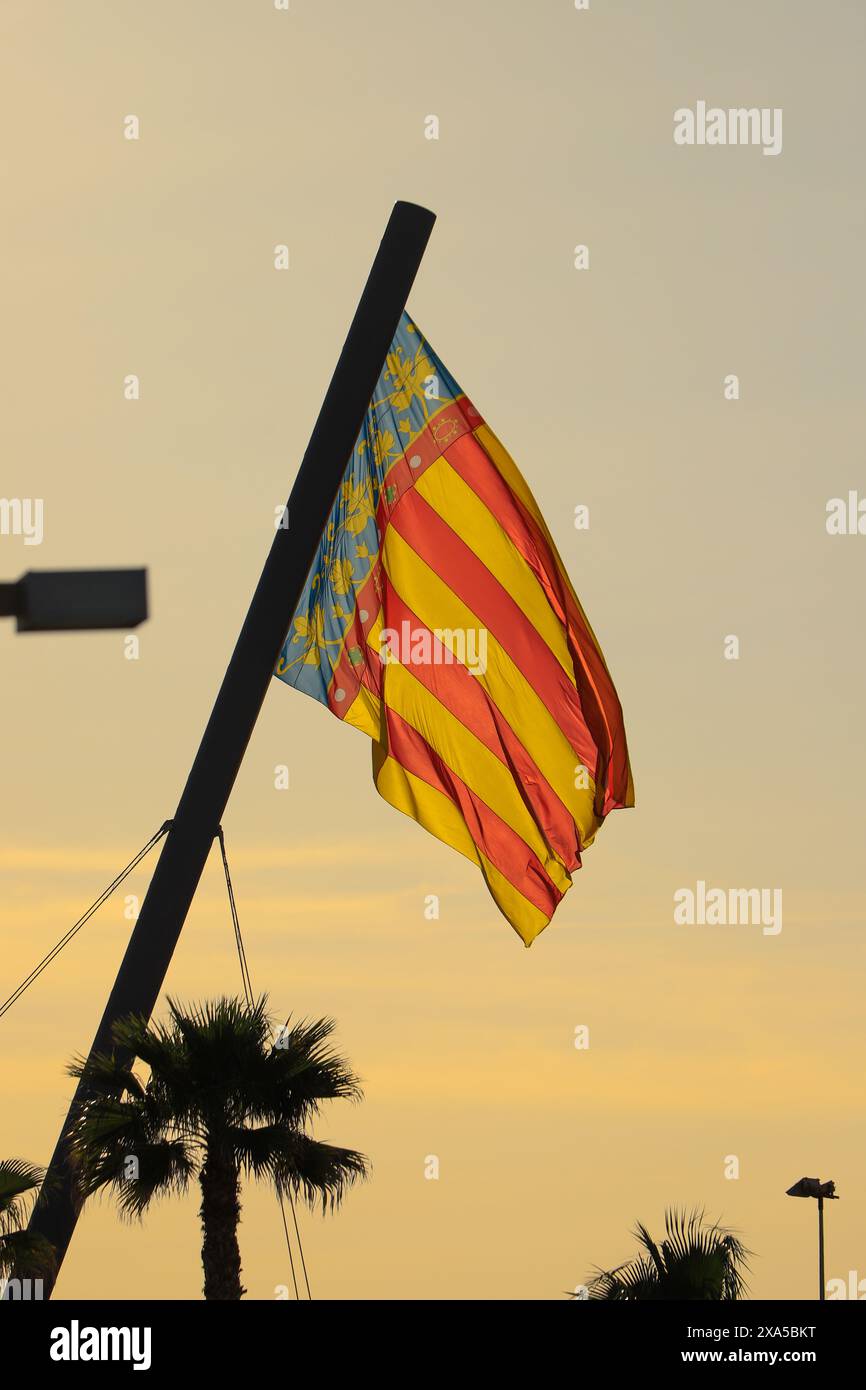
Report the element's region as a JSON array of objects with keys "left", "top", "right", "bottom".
[{"left": 275, "top": 313, "right": 632, "bottom": 945}]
